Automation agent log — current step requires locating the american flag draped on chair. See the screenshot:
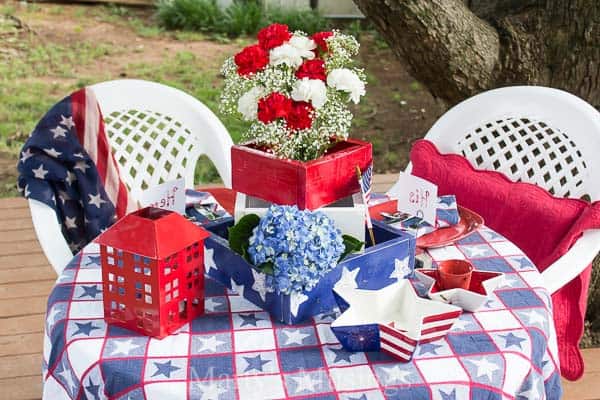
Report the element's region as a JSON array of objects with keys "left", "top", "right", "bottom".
[{"left": 17, "top": 87, "right": 135, "bottom": 253}]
